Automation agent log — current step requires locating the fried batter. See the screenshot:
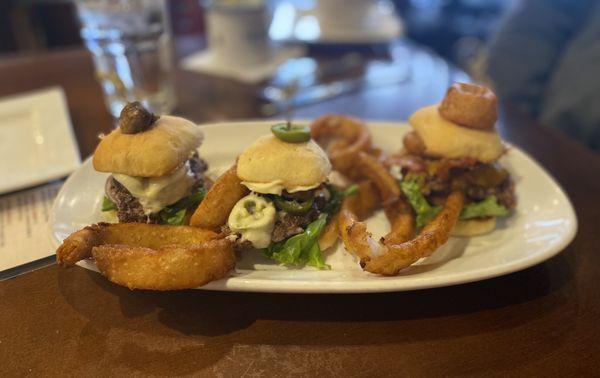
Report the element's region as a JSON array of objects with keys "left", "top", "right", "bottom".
[
  {"left": 311, "top": 115, "right": 372, "bottom": 178},
  {"left": 56, "top": 223, "right": 234, "bottom": 290},
  {"left": 190, "top": 166, "right": 249, "bottom": 230},
  {"left": 93, "top": 239, "right": 235, "bottom": 290}
]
